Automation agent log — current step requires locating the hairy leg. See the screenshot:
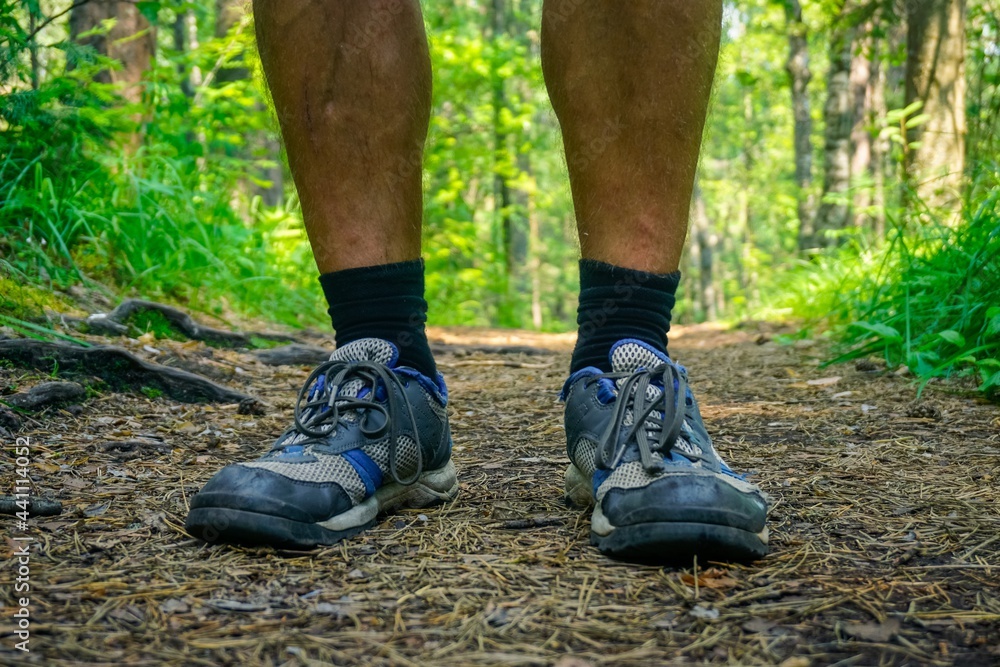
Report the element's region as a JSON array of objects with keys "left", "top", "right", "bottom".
[
  {"left": 541, "top": 0, "right": 722, "bottom": 273},
  {"left": 253, "top": 0, "right": 431, "bottom": 273}
]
